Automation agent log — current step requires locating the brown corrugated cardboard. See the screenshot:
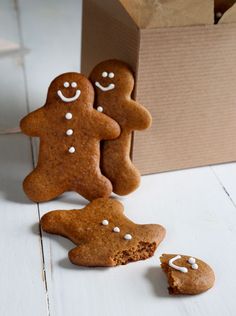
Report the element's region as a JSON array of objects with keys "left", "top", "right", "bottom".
[
  {"left": 81, "top": 0, "right": 139, "bottom": 76},
  {"left": 120, "top": 0, "right": 214, "bottom": 28},
  {"left": 81, "top": 0, "right": 236, "bottom": 175}
]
